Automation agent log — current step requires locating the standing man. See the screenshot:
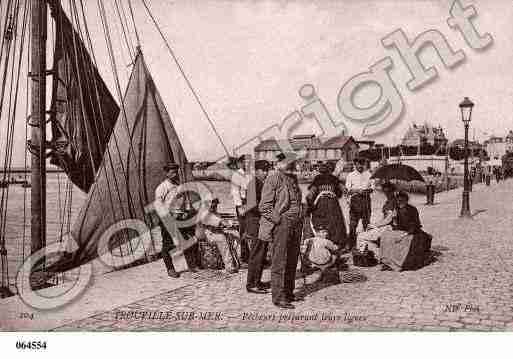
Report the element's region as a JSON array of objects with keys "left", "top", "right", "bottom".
[
  {"left": 259, "top": 153, "right": 303, "bottom": 309},
  {"left": 345, "top": 158, "right": 374, "bottom": 251},
  {"left": 484, "top": 164, "right": 491, "bottom": 186},
  {"left": 155, "top": 163, "right": 198, "bottom": 278},
  {"left": 228, "top": 155, "right": 250, "bottom": 264},
  {"left": 246, "top": 160, "right": 271, "bottom": 294}
]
